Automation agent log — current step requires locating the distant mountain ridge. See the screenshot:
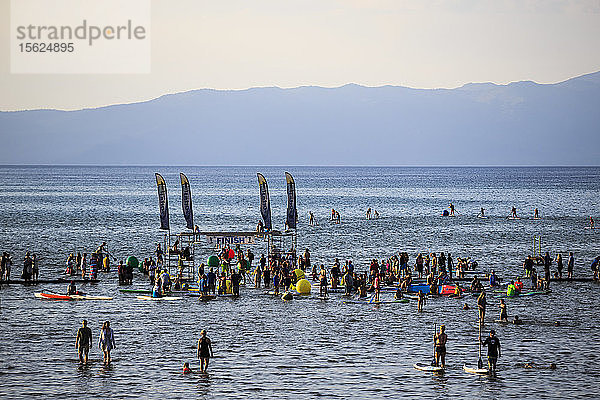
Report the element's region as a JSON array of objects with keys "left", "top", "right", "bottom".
[{"left": 1, "top": 71, "right": 599, "bottom": 165}]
